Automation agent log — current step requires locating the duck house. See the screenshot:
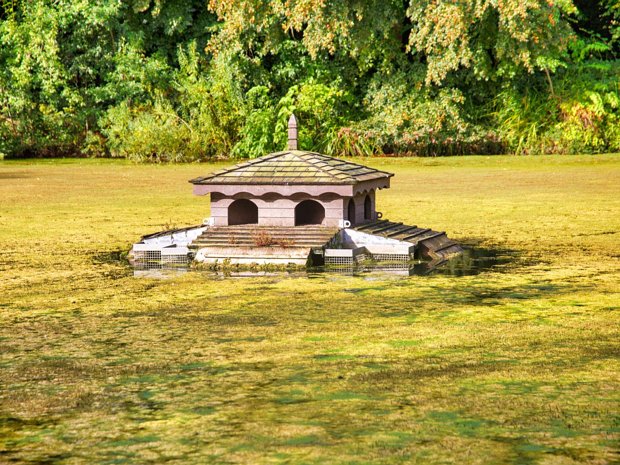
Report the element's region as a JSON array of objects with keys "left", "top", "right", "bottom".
[{"left": 131, "top": 115, "right": 462, "bottom": 268}]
